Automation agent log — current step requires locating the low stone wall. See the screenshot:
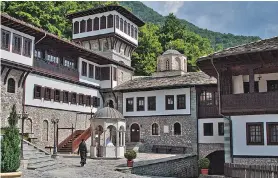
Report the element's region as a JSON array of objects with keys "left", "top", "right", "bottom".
[
  {"left": 131, "top": 154, "right": 198, "bottom": 178},
  {"left": 199, "top": 175, "right": 225, "bottom": 178}
]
